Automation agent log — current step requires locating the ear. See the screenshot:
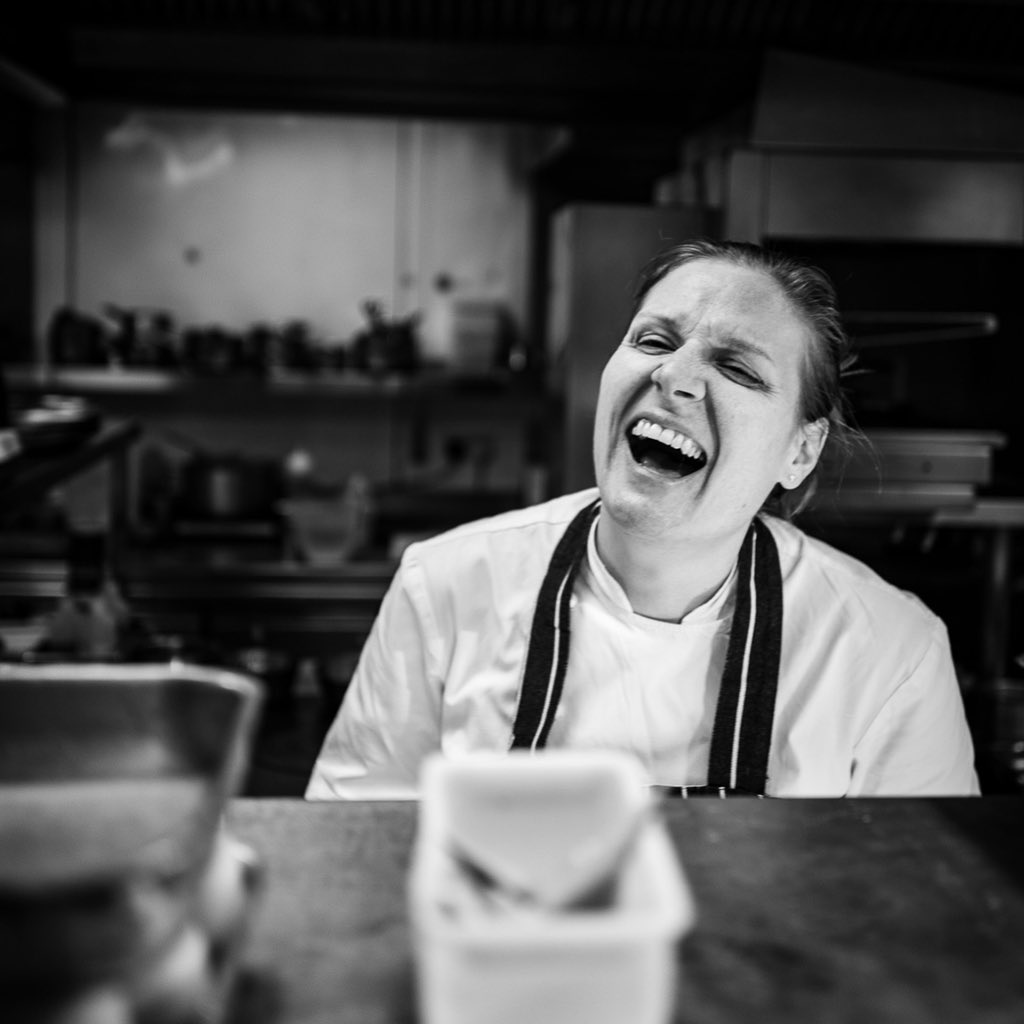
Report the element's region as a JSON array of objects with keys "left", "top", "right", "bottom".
[{"left": 781, "top": 418, "right": 829, "bottom": 490}]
